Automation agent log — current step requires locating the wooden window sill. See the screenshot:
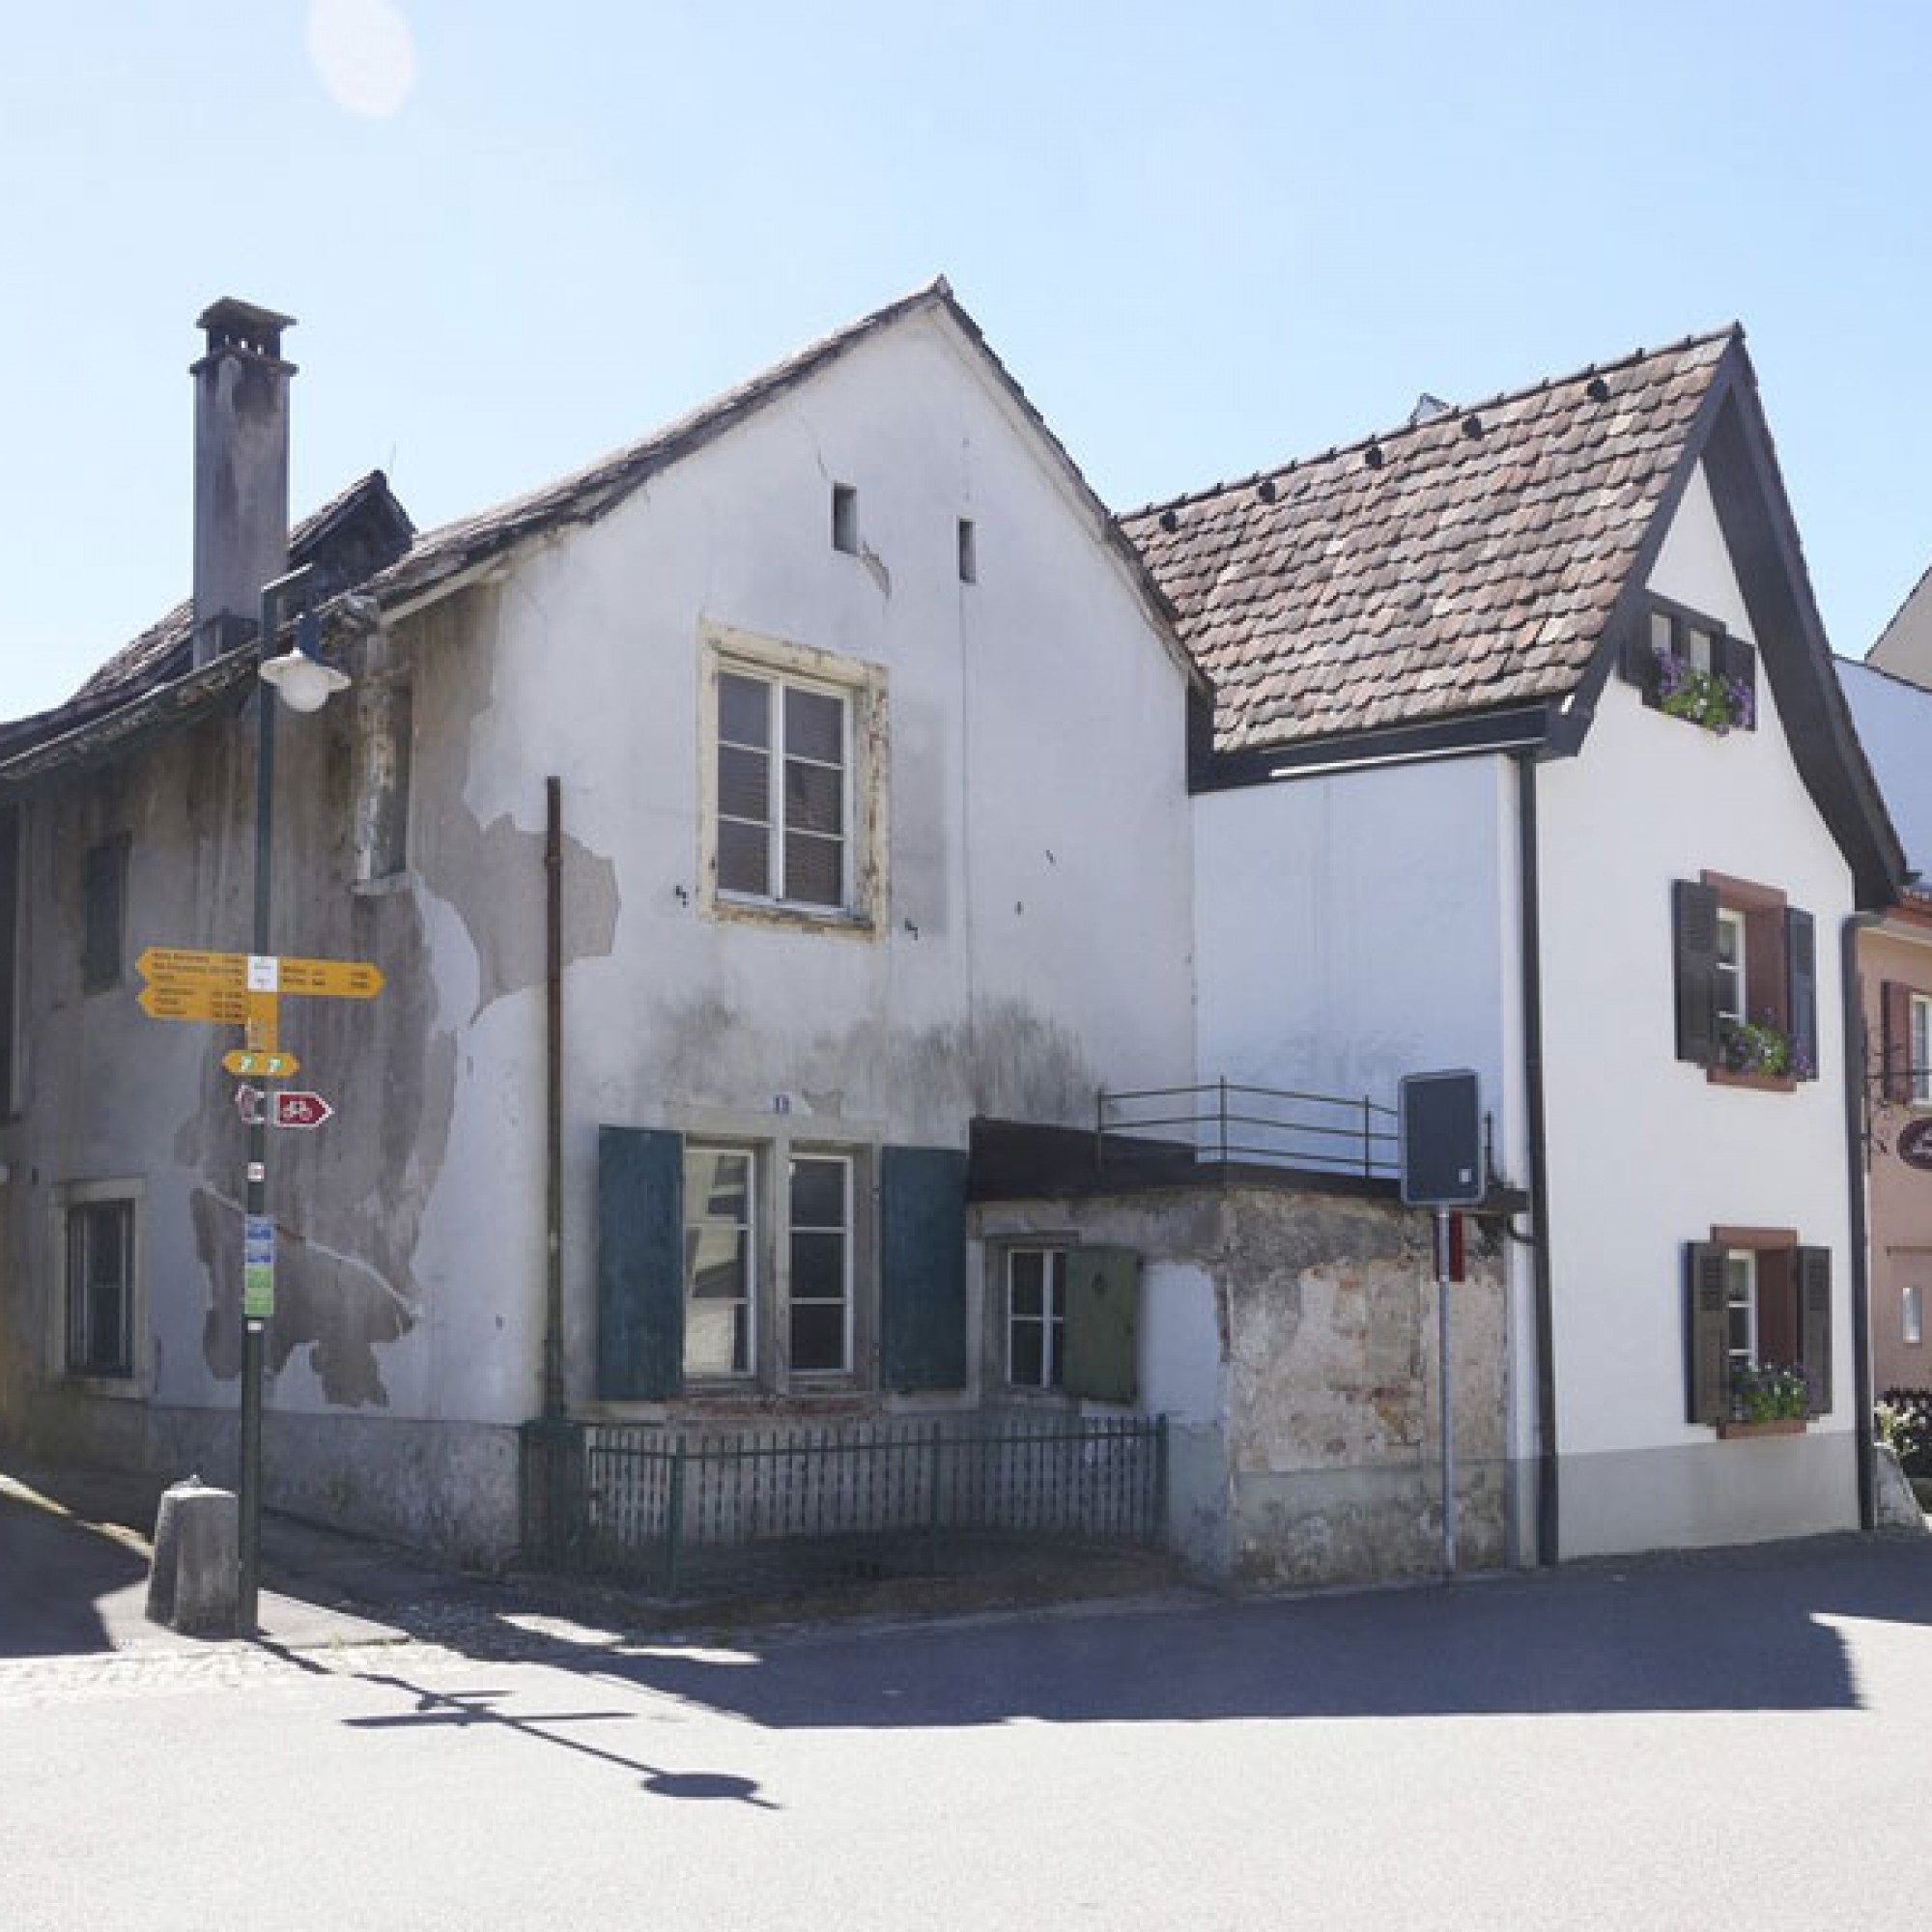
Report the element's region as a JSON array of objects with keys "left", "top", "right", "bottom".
[{"left": 1716, "top": 1418, "right": 1807, "bottom": 1439}]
